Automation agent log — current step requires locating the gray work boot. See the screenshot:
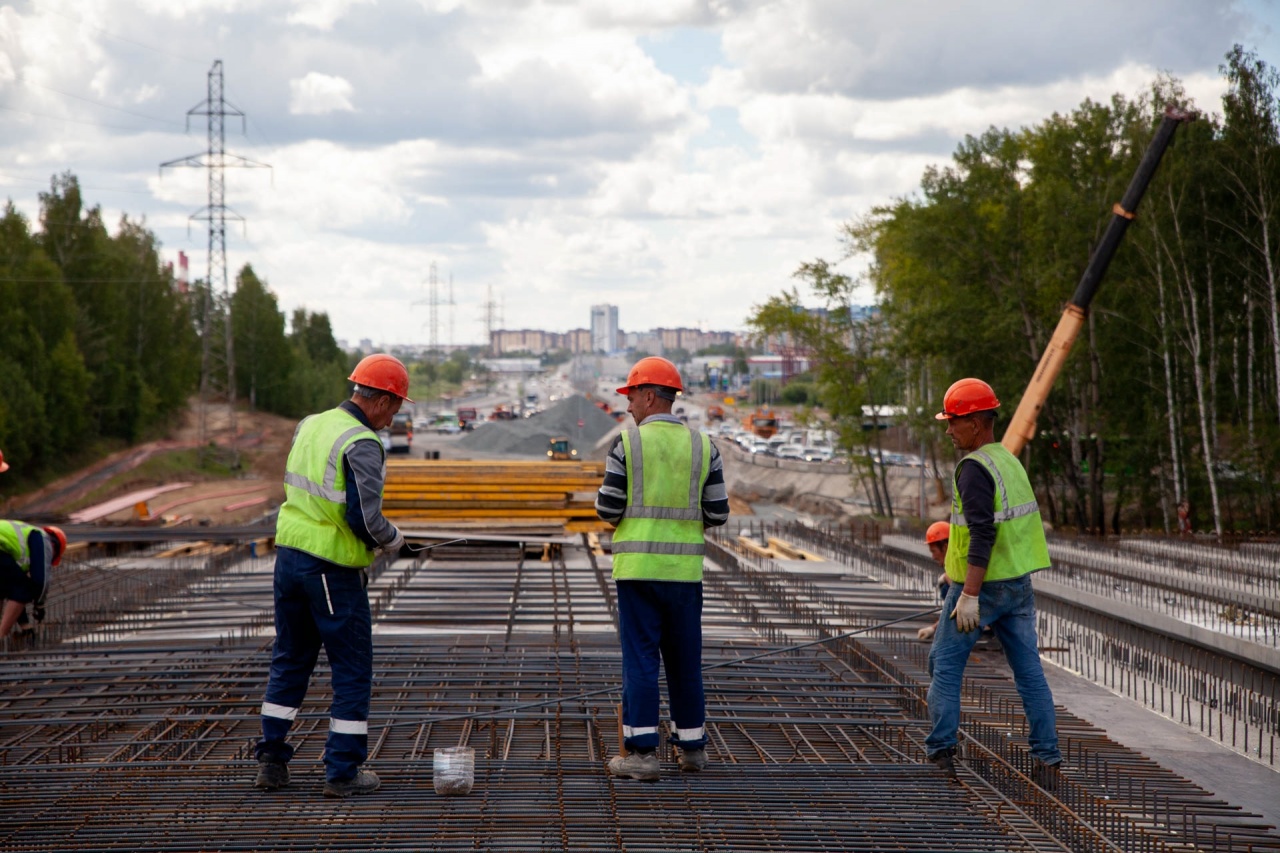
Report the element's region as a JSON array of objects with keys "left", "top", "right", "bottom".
[
  {"left": 607, "top": 751, "right": 660, "bottom": 782},
  {"left": 678, "top": 748, "right": 708, "bottom": 772},
  {"left": 929, "top": 748, "right": 957, "bottom": 779},
  {"left": 323, "top": 768, "right": 381, "bottom": 798},
  {"left": 254, "top": 759, "right": 290, "bottom": 790}
]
